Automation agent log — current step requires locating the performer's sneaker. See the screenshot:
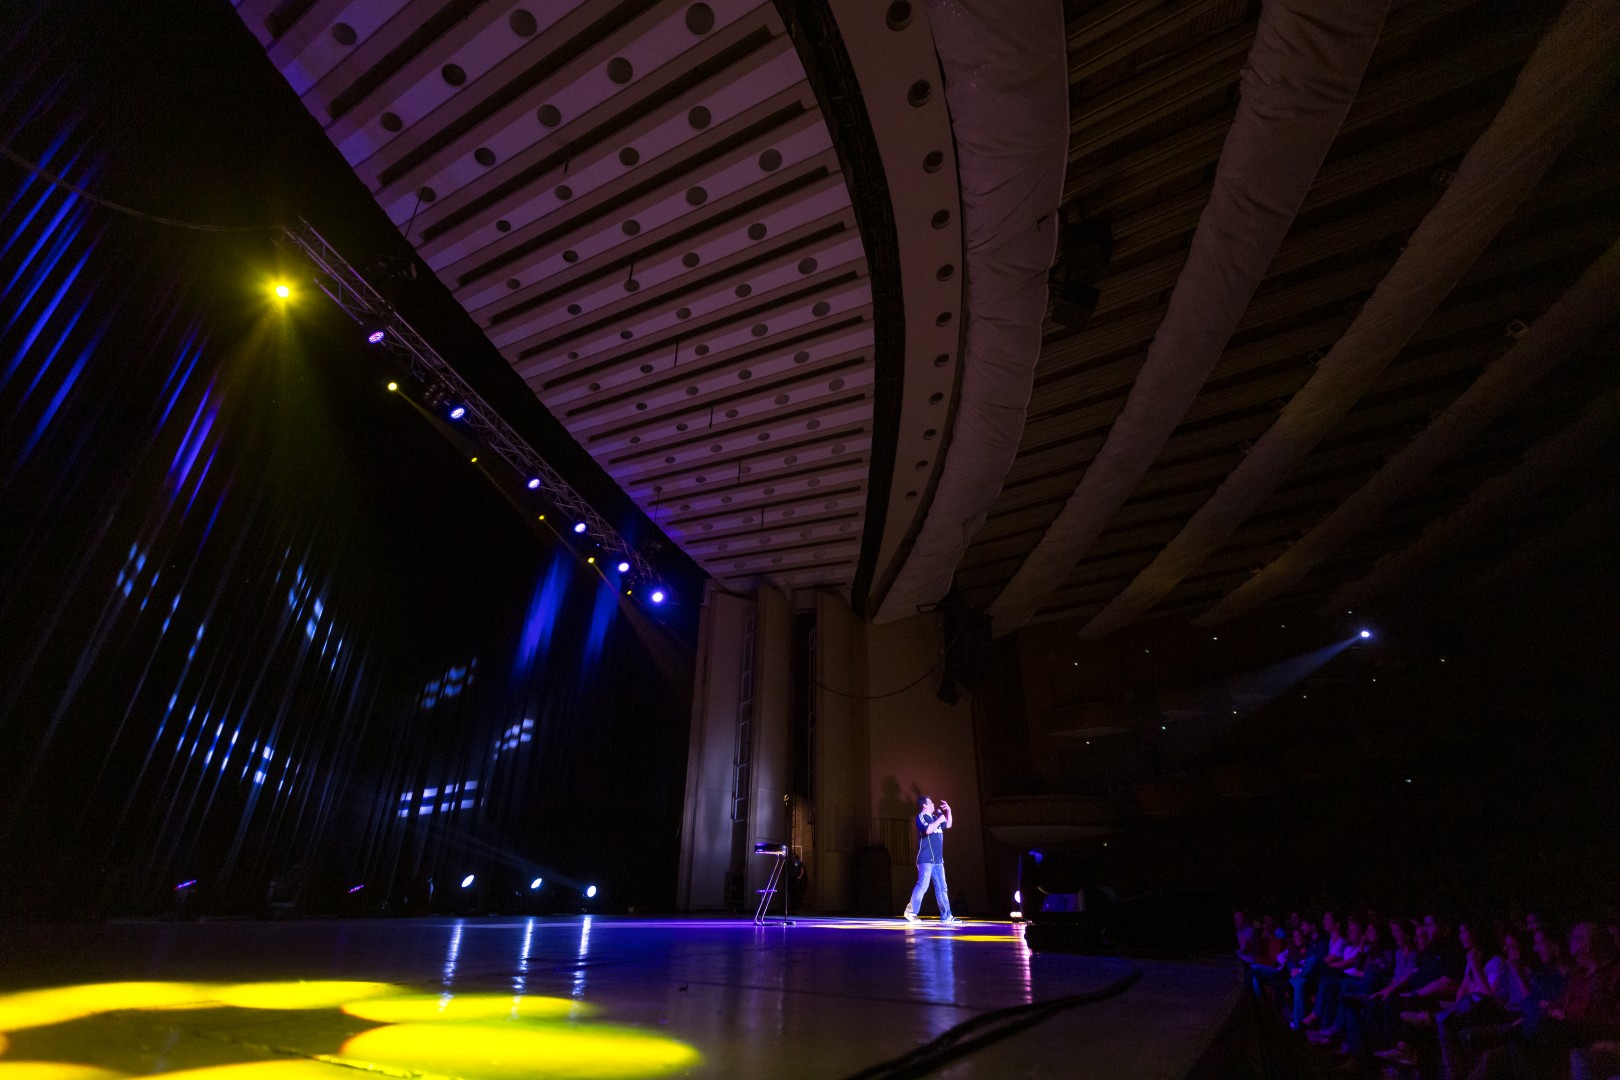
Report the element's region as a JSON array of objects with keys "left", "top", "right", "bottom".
[
  {"left": 902, "top": 910, "right": 919, "bottom": 922},
  {"left": 939, "top": 916, "right": 959, "bottom": 925}
]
